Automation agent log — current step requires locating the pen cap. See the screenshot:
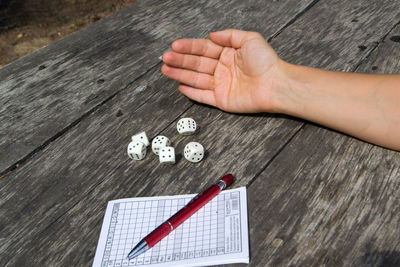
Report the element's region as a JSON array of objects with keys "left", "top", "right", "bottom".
[{"left": 220, "top": 174, "right": 234, "bottom": 188}]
